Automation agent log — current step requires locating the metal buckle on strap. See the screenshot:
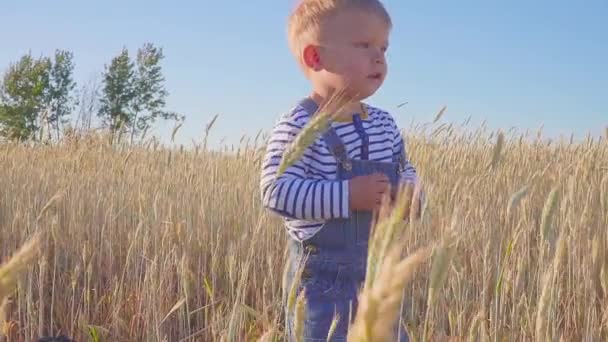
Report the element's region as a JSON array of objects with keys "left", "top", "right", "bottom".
[
  {"left": 331, "top": 144, "right": 352, "bottom": 171},
  {"left": 301, "top": 268, "right": 311, "bottom": 279},
  {"left": 304, "top": 244, "right": 318, "bottom": 255},
  {"left": 342, "top": 160, "right": 352, "bottom": 171},
  {"left": 332, "top": 143, "right": 346, "bottom": 158}
]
